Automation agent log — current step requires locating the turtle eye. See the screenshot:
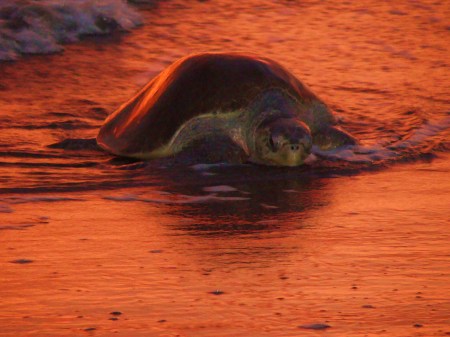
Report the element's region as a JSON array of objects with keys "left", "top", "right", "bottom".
[{"left": 269, "top": 136, "right": 276, "bottom": 151}]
